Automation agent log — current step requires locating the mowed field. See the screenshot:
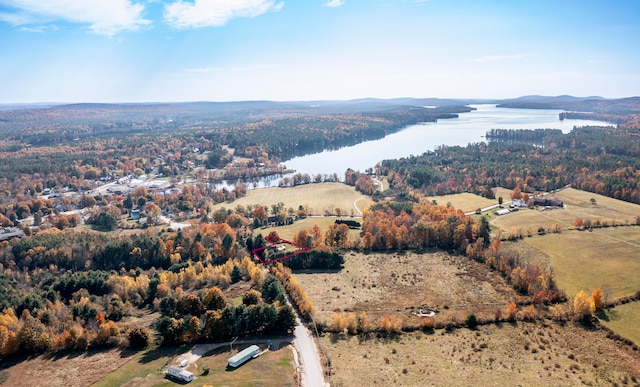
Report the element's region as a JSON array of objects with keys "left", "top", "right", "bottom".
[
  {"left": 601, "top": 302, "right": 640, "bottom": 346},
  {"left": 295, "top": 252, "right": 519, "bottom": 325},
  {"left": 322, "top": 321, "right": 640, "bottom": 386},
  {"left": 92, "top": 344, "right": 295, "bottom": 387},
  {"left": 492, "top": 188, "right": 640, "bottom": 233},
  {"left": 518, "top": 228, "right": 640, "bottom": 298},
  {"left": 424, "top": 192, "right": 497, "bottom": 213},
  {"left": 213, "top": 182, "right": 373, "bottom": 217},
  {"left": 490, "top": 188, "right": 640, "bottom": 298}
]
